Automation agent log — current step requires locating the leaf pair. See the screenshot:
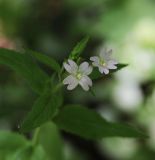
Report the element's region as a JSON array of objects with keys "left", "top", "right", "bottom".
[
  {"left": 21, "top": 95, "right": 147, "bottom": 139},
  {"left": 0, "top": 44, "right": 147, "bottom": 139}
]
